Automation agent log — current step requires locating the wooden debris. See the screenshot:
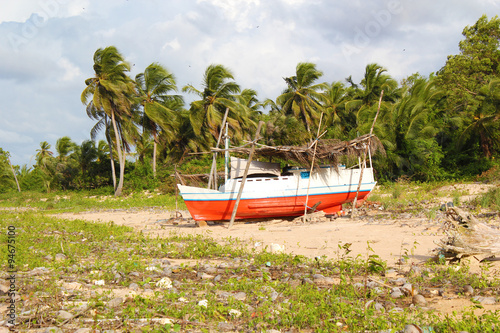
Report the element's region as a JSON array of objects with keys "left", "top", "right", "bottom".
[{"left": 435, "top": 207, "right": 500, "bottom": 259}]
